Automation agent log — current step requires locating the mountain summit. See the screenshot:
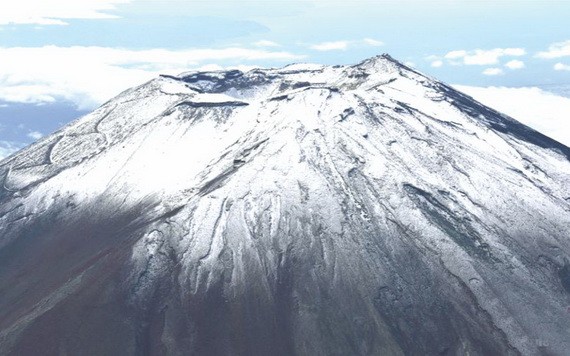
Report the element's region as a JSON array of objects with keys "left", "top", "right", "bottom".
[{"left": 1, "top": 55, "right": 569, "bottom": 355}]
